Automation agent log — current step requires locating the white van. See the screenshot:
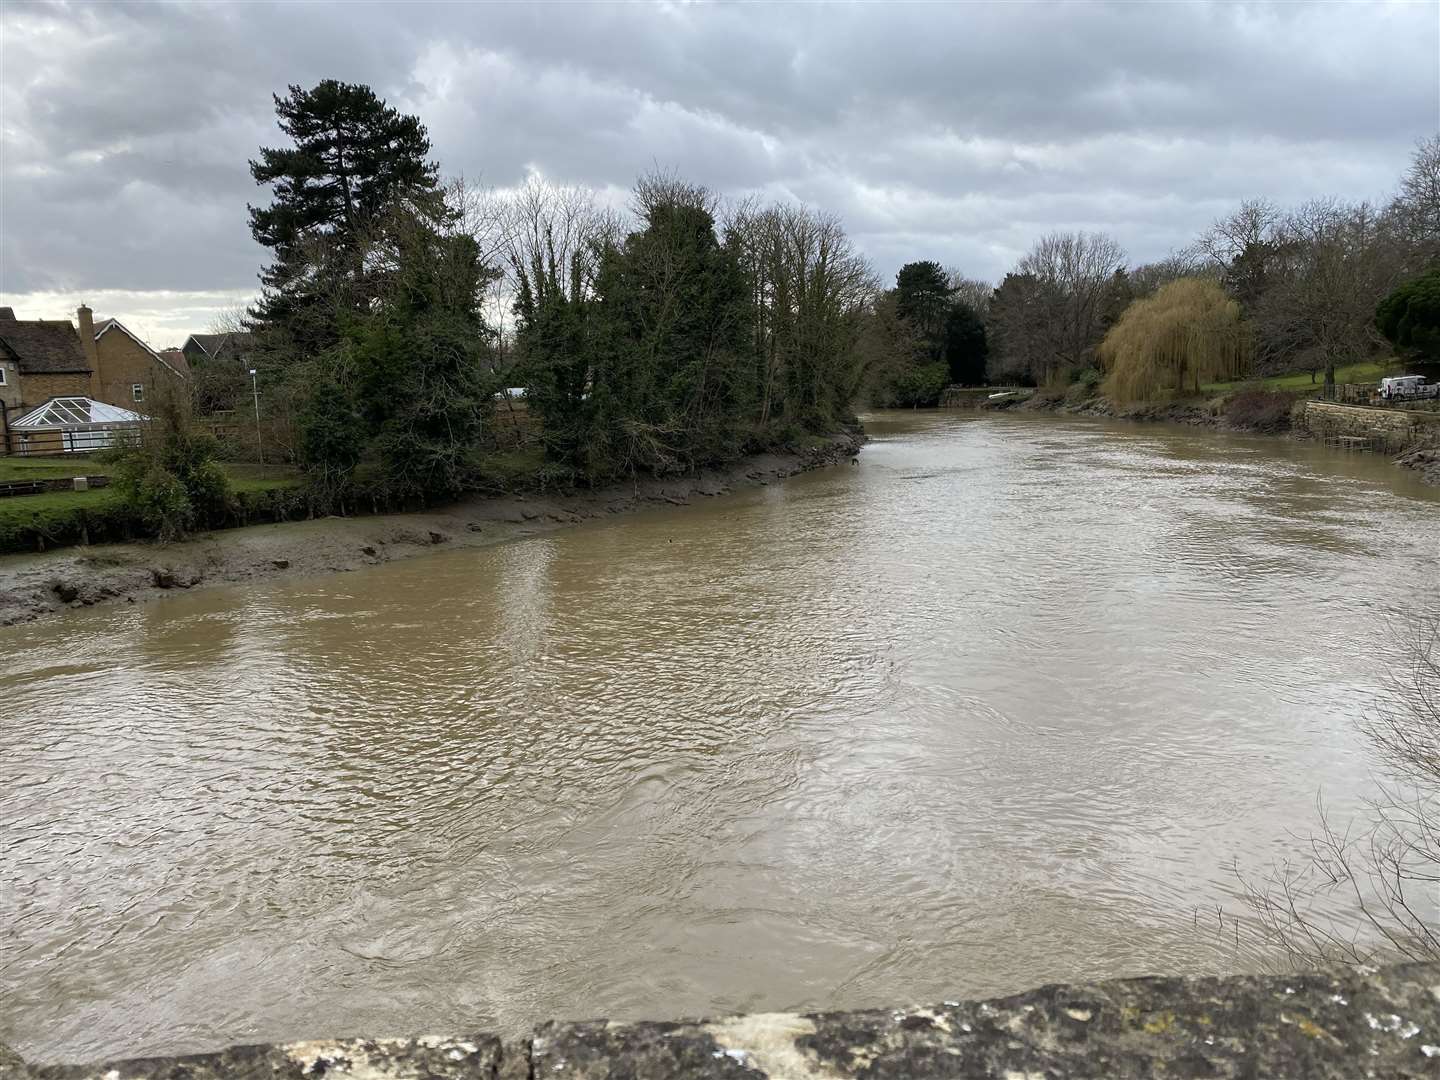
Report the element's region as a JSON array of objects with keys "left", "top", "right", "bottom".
[{"left": 1378, "top": 375, "right": 1436, "bottom": 400}]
